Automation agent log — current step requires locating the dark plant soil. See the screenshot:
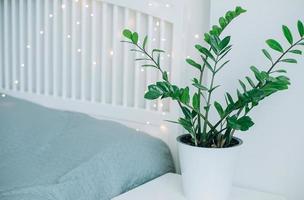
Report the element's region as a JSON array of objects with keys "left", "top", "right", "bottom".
[{"left": 179, "top": 134, "right": 241, "bottom": 148}]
